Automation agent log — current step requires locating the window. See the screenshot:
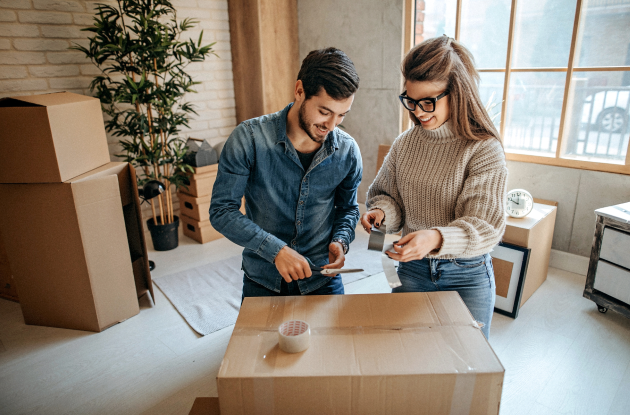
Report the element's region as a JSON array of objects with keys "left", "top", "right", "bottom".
[{"left": 409, "top": 0, "right": 630, "bottom": 174}]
